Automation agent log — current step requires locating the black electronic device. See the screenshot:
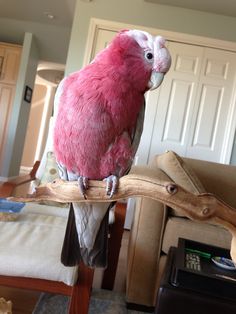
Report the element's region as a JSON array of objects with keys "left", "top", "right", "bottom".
[{"left": 170, "top": 238, "right": 236, "bottom": 300}]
